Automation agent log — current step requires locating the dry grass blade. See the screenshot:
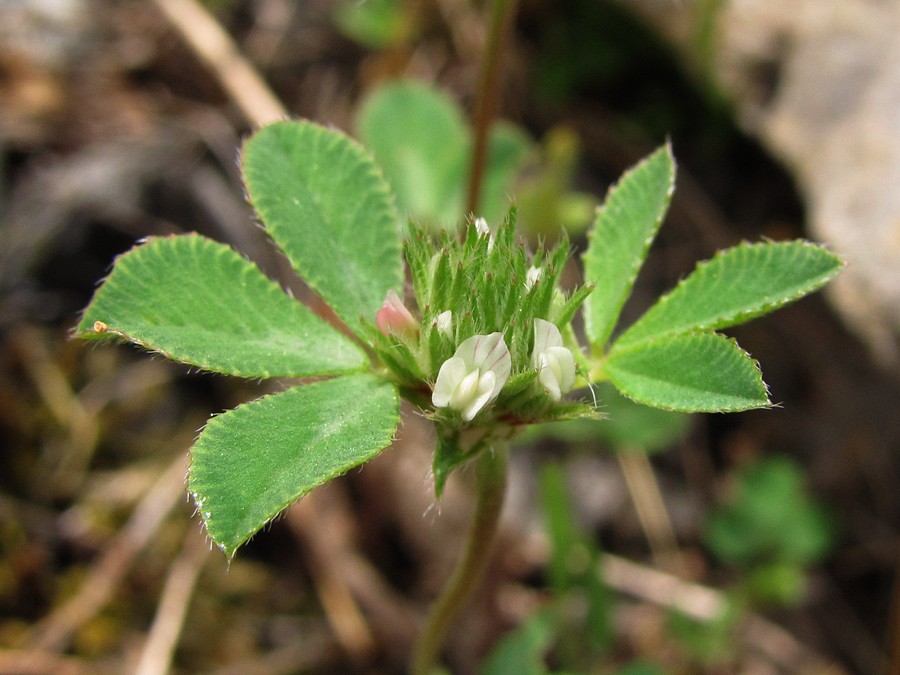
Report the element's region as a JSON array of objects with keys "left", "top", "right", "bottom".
[
  {"left": 23, "top": 454, "right": 188, "bottom": 654},
  {"left": 151, "top": 0, "right": 286, "bottom": 127},
  {"left": 134, "top": 527, "right": 211, "bottom": 675}
]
